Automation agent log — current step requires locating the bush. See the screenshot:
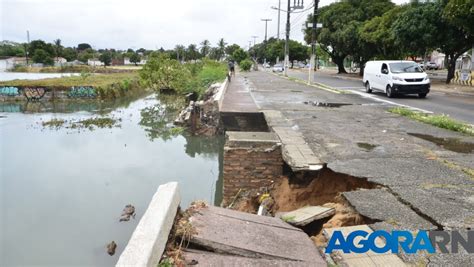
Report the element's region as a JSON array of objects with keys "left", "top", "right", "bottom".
[{"left": 239, "top": 59, "right": 253, "bottom": 71}]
